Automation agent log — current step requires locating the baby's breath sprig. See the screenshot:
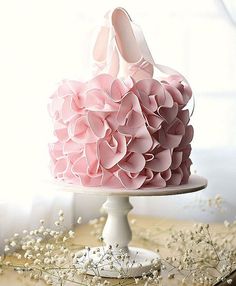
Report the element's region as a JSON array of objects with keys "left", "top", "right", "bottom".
[
  {"left": 137, "top": 221, "right": 236, "bottom": 286},
  {"left": 1, "top": 210, "right": 86, "bottom": 285},
  {"left": 185, "top": 194, "right": 225, "bottom": 213},
  {"left": 1, "top": 211, "right": 163, "bottom": 286},
  {"left": 1, "top": 210, "right": 236, "bottom": 286},
  {"left": 88, "top": 213, "right": 236, "bottom": 285}
]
